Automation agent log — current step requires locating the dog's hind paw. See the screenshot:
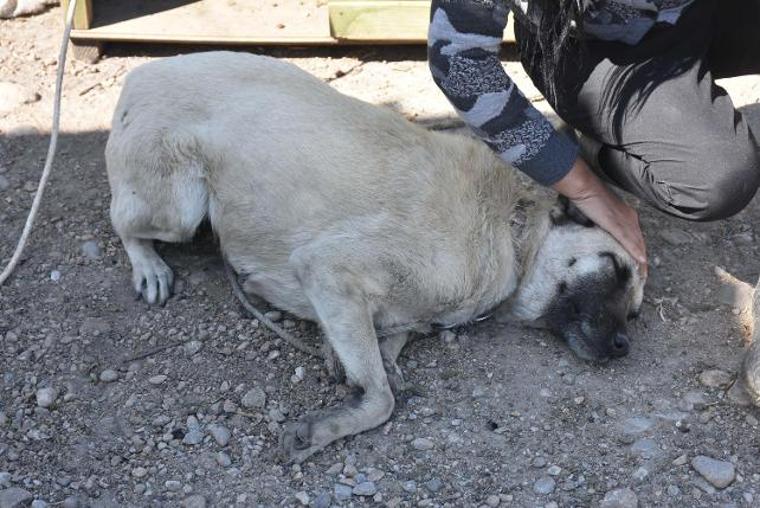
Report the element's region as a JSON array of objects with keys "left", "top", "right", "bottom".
[{"left": 279, "top": 416, "right": 325, "bottom": 464}]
